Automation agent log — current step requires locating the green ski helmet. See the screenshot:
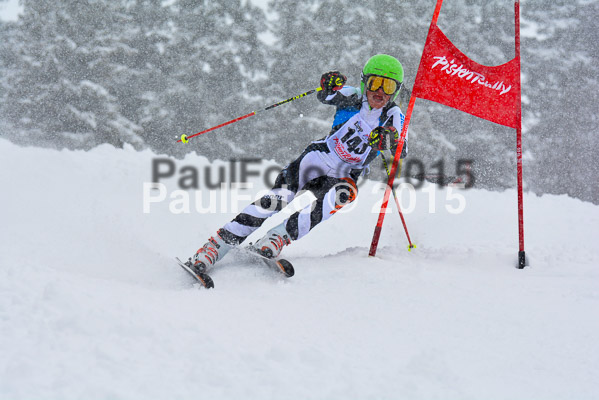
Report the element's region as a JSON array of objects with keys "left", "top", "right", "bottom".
[{"left": 360, "top": 54, "right": 404, "bottom": 102}]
